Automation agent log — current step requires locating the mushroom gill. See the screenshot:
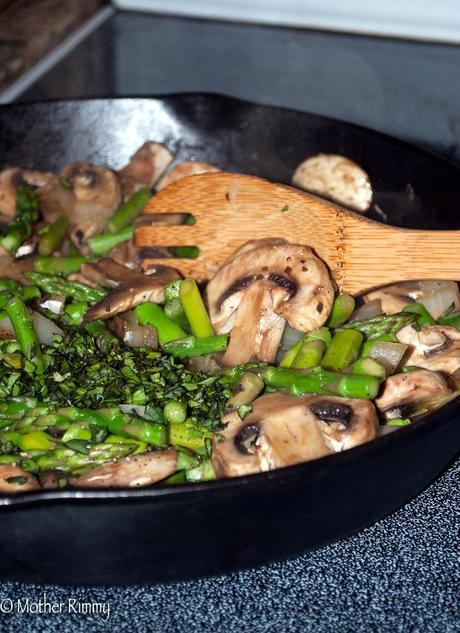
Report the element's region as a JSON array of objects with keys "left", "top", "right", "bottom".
[
  {"left": 212, "top": 392, "right": 377, "bottom": 478},
  {"left": 396, "top": 324, "right": 460, "bottom": 375}
]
